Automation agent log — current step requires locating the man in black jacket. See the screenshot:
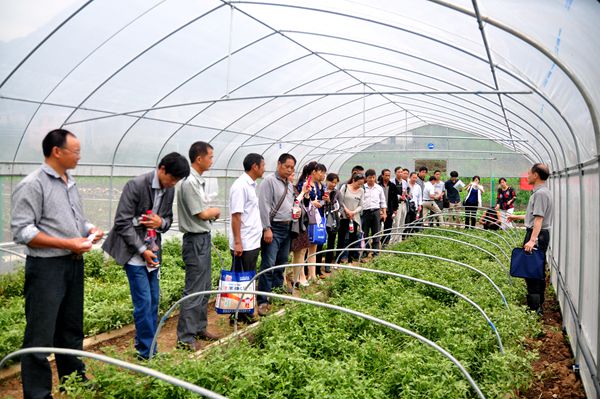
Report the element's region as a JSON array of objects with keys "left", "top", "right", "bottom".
[{"left": 379, "top": 169, "right": 399, "bottom": 247}]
